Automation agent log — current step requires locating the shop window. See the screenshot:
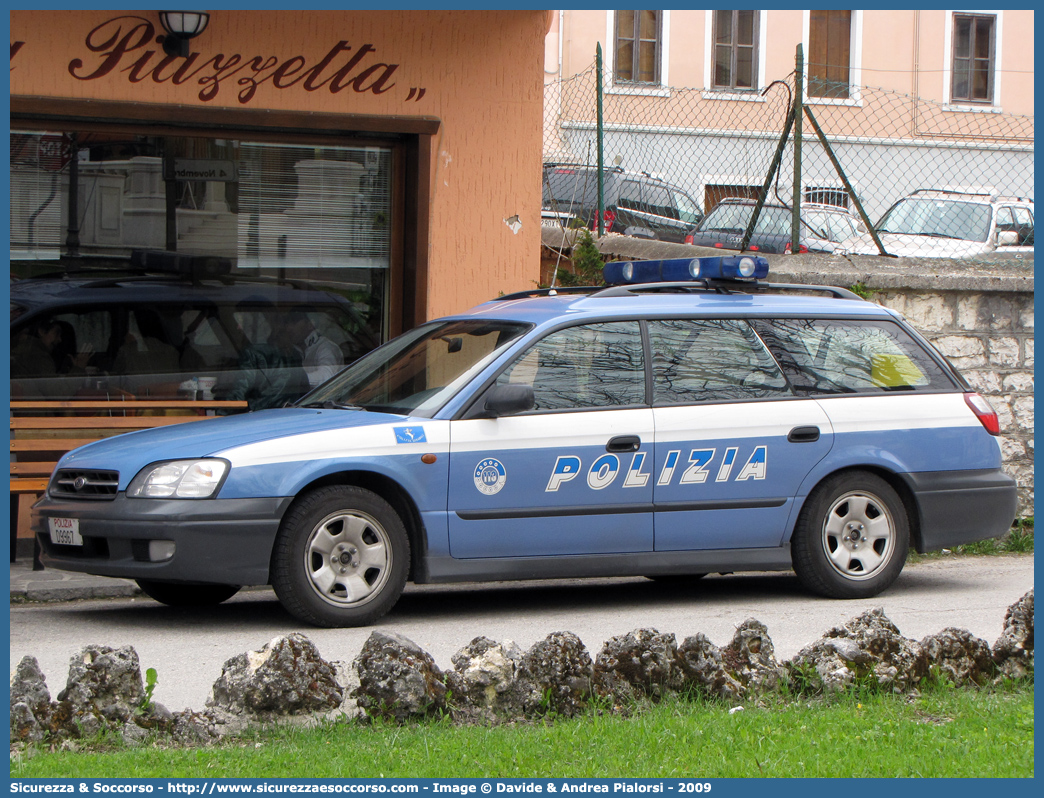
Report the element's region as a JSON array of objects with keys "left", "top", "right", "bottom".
[{"left": 10, "top": 129, "right": 399, "bottom": 404}]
